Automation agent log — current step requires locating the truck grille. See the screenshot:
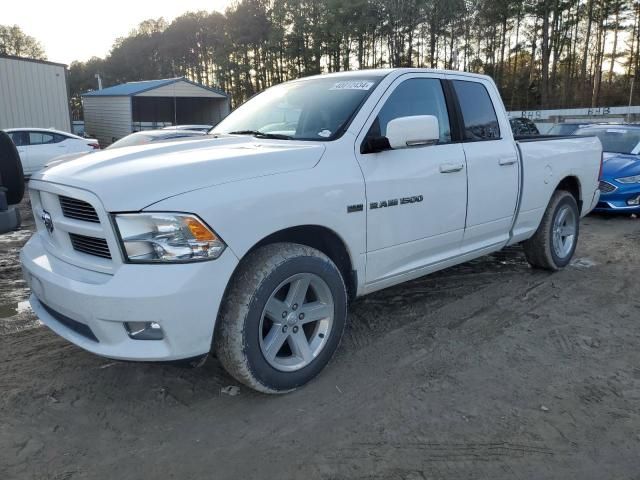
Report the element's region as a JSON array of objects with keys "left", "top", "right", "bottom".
[
  {"left": 599, "top": 181, "right": 617, "bottom": 194},
  {"left": 59, "top": 196, "right": 100, "bottom": 223},
  {"left": 69, "top": 233, "right": 112, "bottom": 259}
]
